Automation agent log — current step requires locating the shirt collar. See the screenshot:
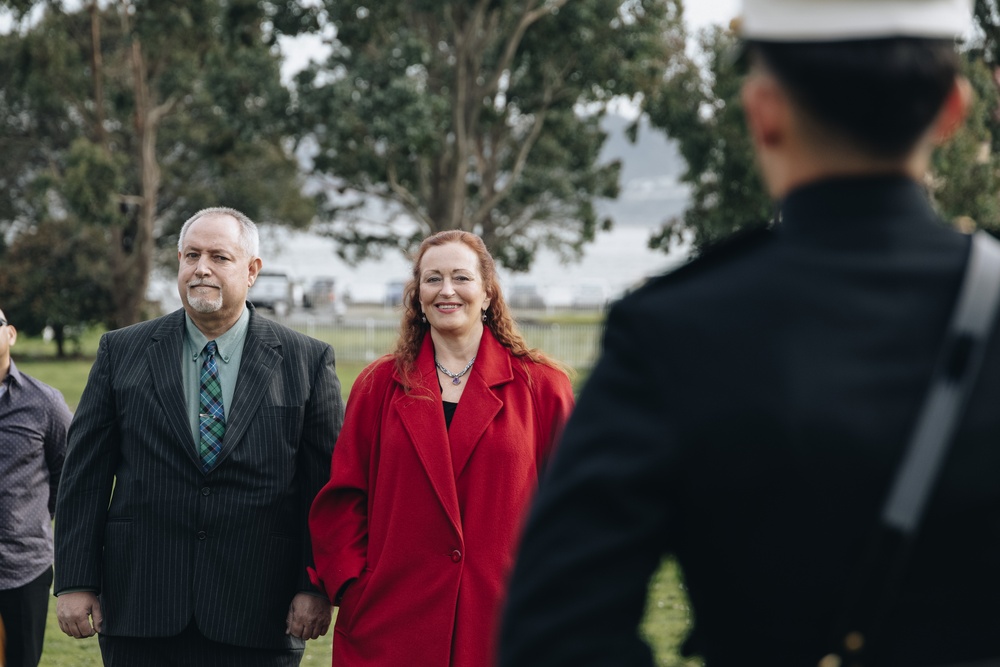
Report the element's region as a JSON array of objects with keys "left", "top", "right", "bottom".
[
  {"left": 4, "top": 359, "right": 23, "bottom": 388},
  {"left": 185, "top": 305, "right": 251, "bottom": 363}
]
